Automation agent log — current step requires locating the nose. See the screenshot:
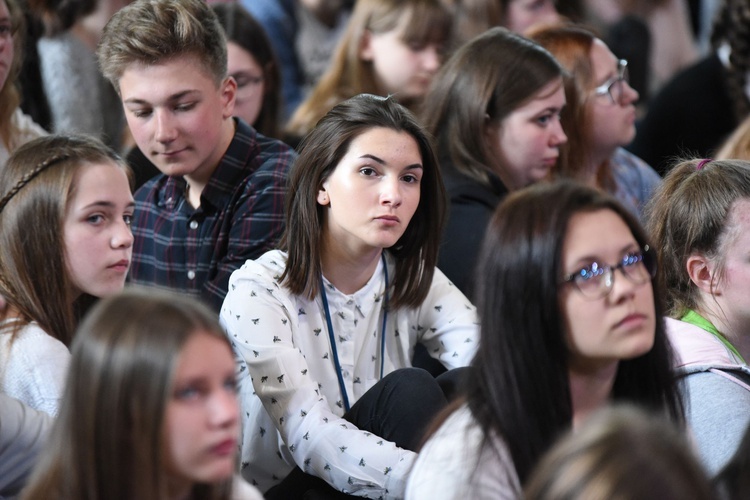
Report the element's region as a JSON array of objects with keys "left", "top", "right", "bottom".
[
  {"left": 380, "top": 177, "right": 403, "bottom": 208},
  {"left": 606, "top": 266, "right": 639, "bottom": 304},
  {"left": 550, "top": 117, "right": 567, "bottom": 146},
  {"left": 210, "top": 388, "right": 239, "bottom": 428},
  {"left": 154, "top": 109, "right": 177, "bottom": 144},
  {"left": 112, "top": 218, "right": 134, "bottom": 249},
  {"left": 422, "top": 45, "right": 441, "bottom": 73},
  {"left": 620, "top": 81, "right": 639, "bottom": 106}
]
